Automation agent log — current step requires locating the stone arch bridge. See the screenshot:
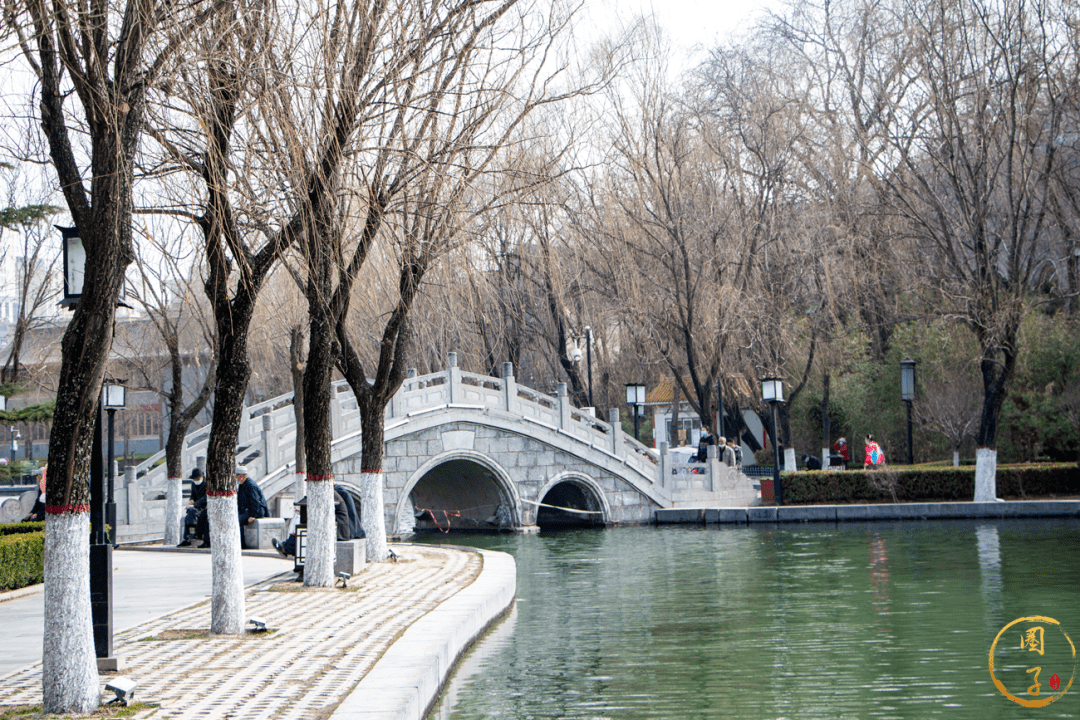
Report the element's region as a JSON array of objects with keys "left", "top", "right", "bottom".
[{"left": 116, "top": 355, "right": 758, "bottom": 542}]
